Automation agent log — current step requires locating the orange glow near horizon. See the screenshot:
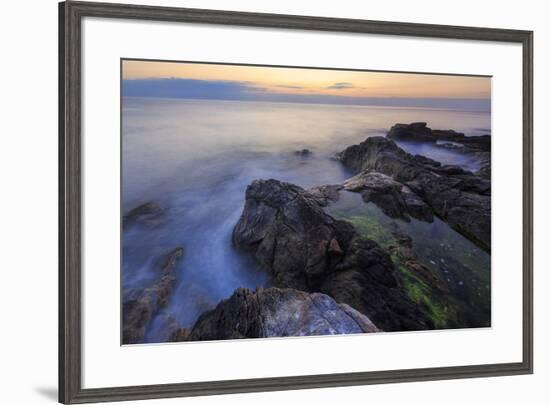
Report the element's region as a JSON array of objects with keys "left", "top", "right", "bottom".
[{"left": 122, "top": 59, "right": 491, "bottom": 100}]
